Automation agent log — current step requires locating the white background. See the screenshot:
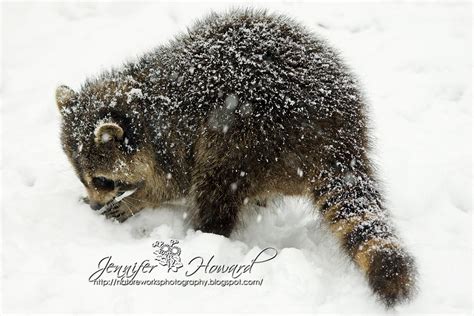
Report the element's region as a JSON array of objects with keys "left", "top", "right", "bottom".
[{"left": 2, "top": 1, "right": 472, "bottom": 313}]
